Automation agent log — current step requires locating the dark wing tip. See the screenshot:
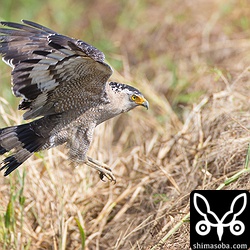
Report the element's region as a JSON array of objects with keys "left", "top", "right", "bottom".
[
  {"left": 21, "top": 19, "right": 57, "bottom": 34},
  {"left": 0, "top": 20, "right": 56, "bottom": 35},
  {"left": 1, "top": 156, "right": 21, "bottom": 176},
  {"left": 0, "top": 21, "right": 22, "bottom": 28},
  {"left": 0, "top": 20, "right": 29, "bottom": 29}
]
